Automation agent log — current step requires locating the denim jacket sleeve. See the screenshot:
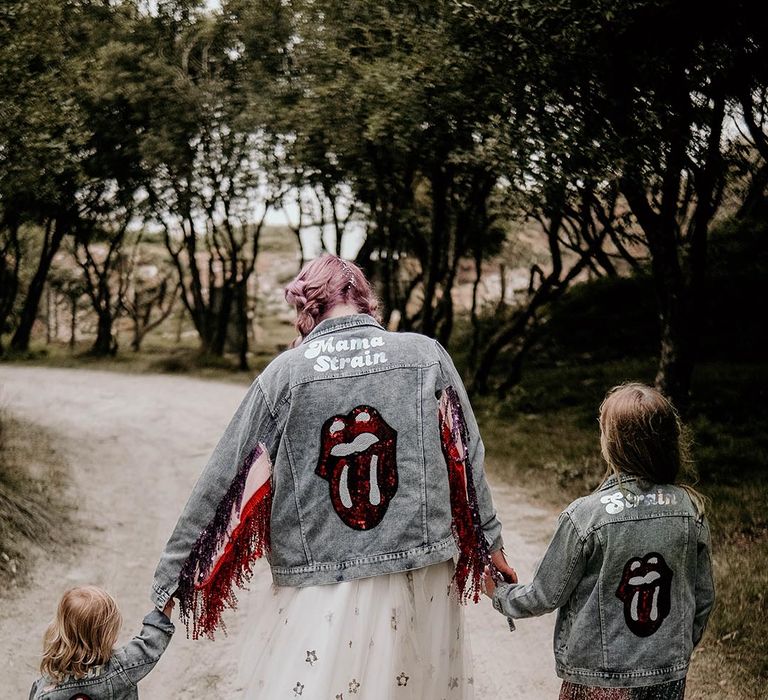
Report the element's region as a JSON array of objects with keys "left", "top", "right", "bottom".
[
  {"left": 114, "top": 609, "right": 175, "bottom": 684},
  {"left": 492, "top": 511, "right": 586, "bottom": 618},
  {"left": 150, "top": 378, "right": 277, "bottom": 608},
  {"left": 693, "top": 517, "right": 715, "bottom": 646},
  {"left": 434, "top": 341, "right": 503, "bottom": 551}
]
